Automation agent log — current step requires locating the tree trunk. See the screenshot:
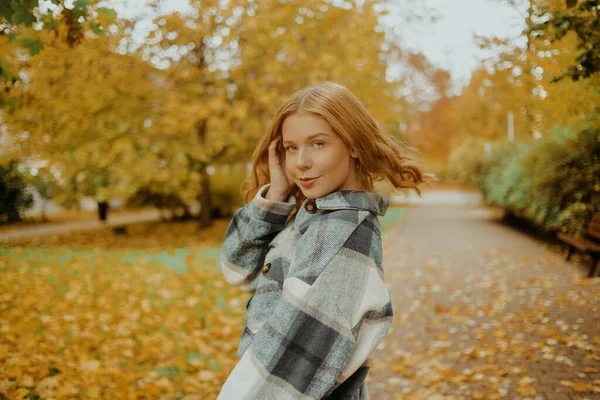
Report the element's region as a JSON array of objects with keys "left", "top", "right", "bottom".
[
  {"left": 198, "top": 166, "right": 212, "bottom": 229},
  {"left": 98, "top": 201, "right": 109, "bottom": 223},
  {"left": 196, "top": 118, "right": 213, "bottom": 229},
  {"left": 41, "top": 196, "right": 49, "bottom": 222}
]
